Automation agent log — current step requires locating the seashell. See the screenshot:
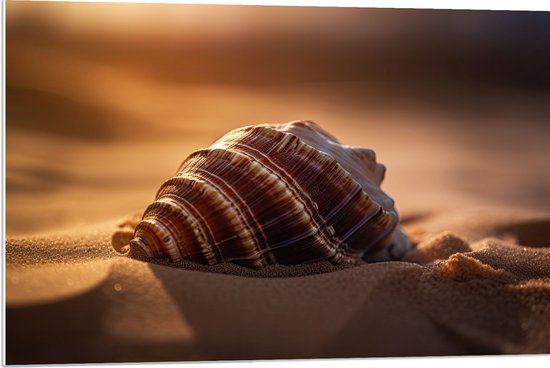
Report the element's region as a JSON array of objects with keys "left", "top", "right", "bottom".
[{"left": 125, "top": 120, "right": 411, "bottom": 268}]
